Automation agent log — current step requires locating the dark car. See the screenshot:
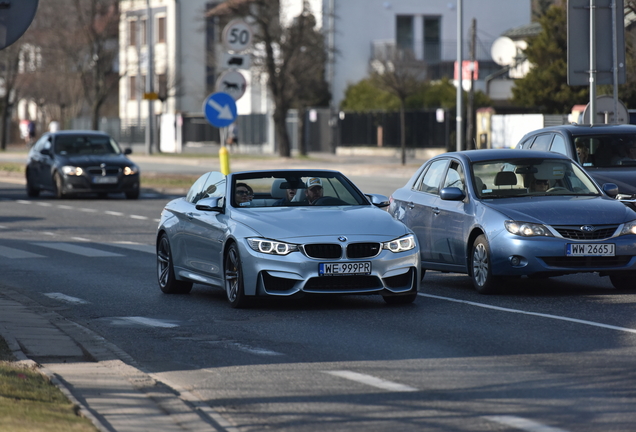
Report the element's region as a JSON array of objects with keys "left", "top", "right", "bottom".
[
  {"left": 25, "top": 130, "right": 140, "bottom": 199},
  {"left": 516, "top": 124, "right": 636, "bottom": 209}
]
